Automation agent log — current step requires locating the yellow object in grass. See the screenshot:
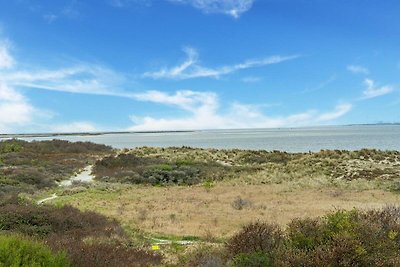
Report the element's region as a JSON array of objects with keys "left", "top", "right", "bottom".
[{"left": 151, "top": 245, "right": 160, "bottom": 251}]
